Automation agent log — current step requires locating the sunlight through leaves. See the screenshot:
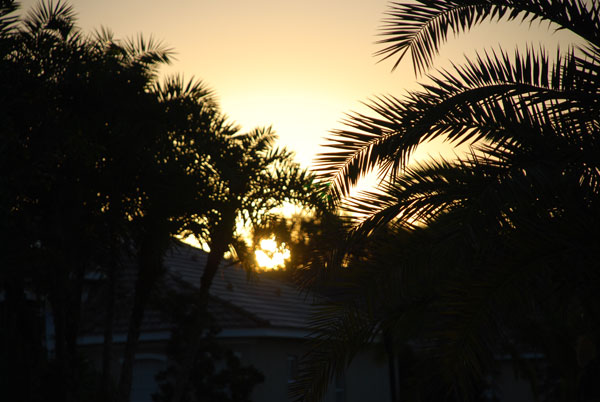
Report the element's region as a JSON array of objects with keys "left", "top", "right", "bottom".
[{"left": 254, "top": 236, "right": 290, "bottom": 271}]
